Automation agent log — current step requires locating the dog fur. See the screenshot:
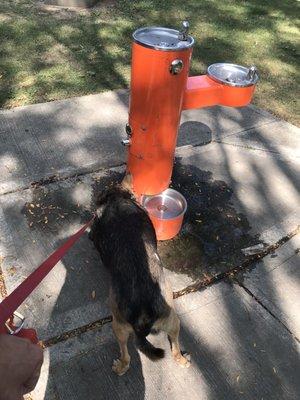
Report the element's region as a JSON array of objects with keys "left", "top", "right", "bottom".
[{"left": 89, "top": 177, "right": 190, "bottom": 375}]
